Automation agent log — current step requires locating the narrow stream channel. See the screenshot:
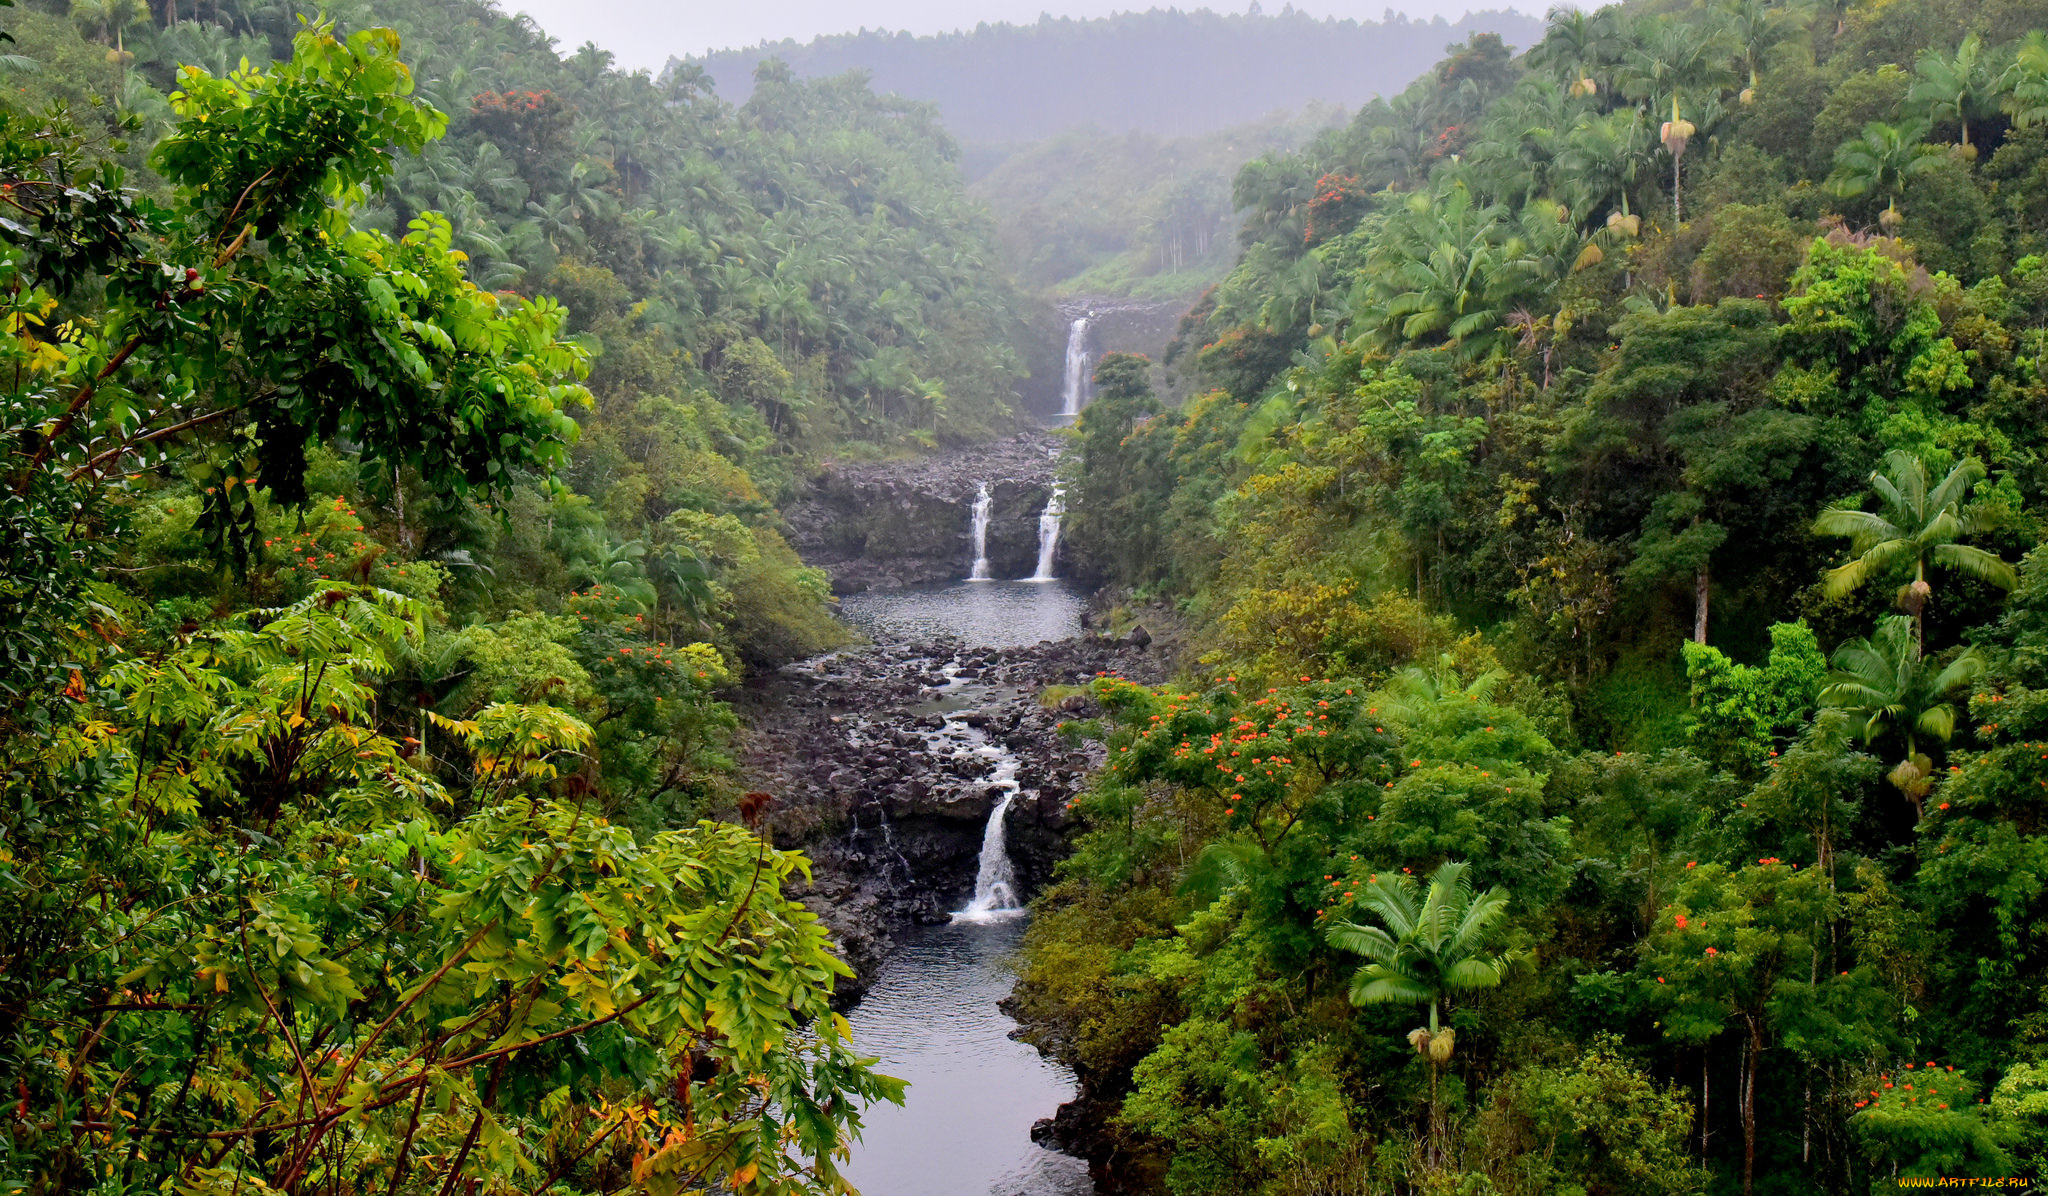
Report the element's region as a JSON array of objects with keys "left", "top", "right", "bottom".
[
  {"left": 834, "top": 579, "right": 1098, "bottom": 1196},
  {"left": 840, "top": 920, "right": 1094, "bottom": 1196}
]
